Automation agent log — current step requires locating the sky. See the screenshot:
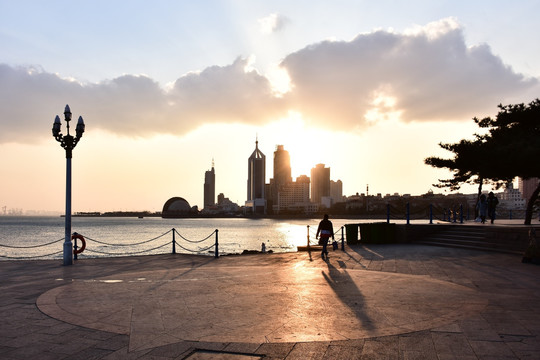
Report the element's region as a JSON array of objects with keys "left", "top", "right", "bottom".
[{"left": 1, "top": 0, "right": 539, "bottom": 214}]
